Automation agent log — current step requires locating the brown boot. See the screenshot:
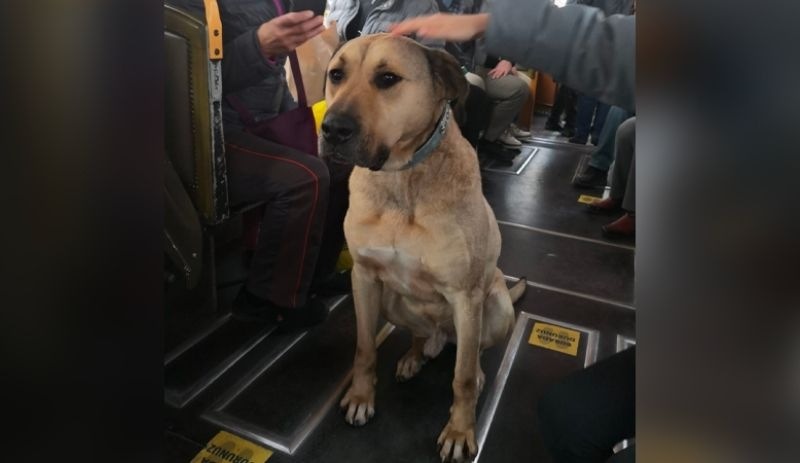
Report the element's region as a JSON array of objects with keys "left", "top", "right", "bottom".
[
  {"left": 602, "top": 213, "right": 635, "bottom": 239},
  {"left": 586, "top": 197, "right": 622, "bottom": 215}
]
